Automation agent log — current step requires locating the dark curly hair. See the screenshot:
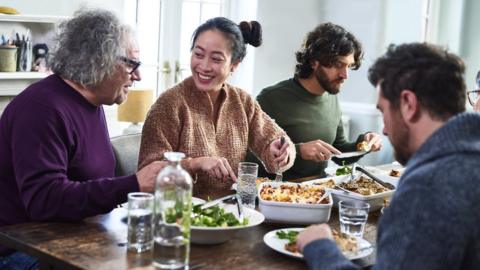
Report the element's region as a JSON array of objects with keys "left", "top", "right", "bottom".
[
  {"left": 191, "top": 17, "right": 262, "bottom": 63},
  {"left": 368, "top": 43, "right": 466, "bottom": 121},
  {"left": 295, "top": 22, "right": 363, "bottom": 78}
]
